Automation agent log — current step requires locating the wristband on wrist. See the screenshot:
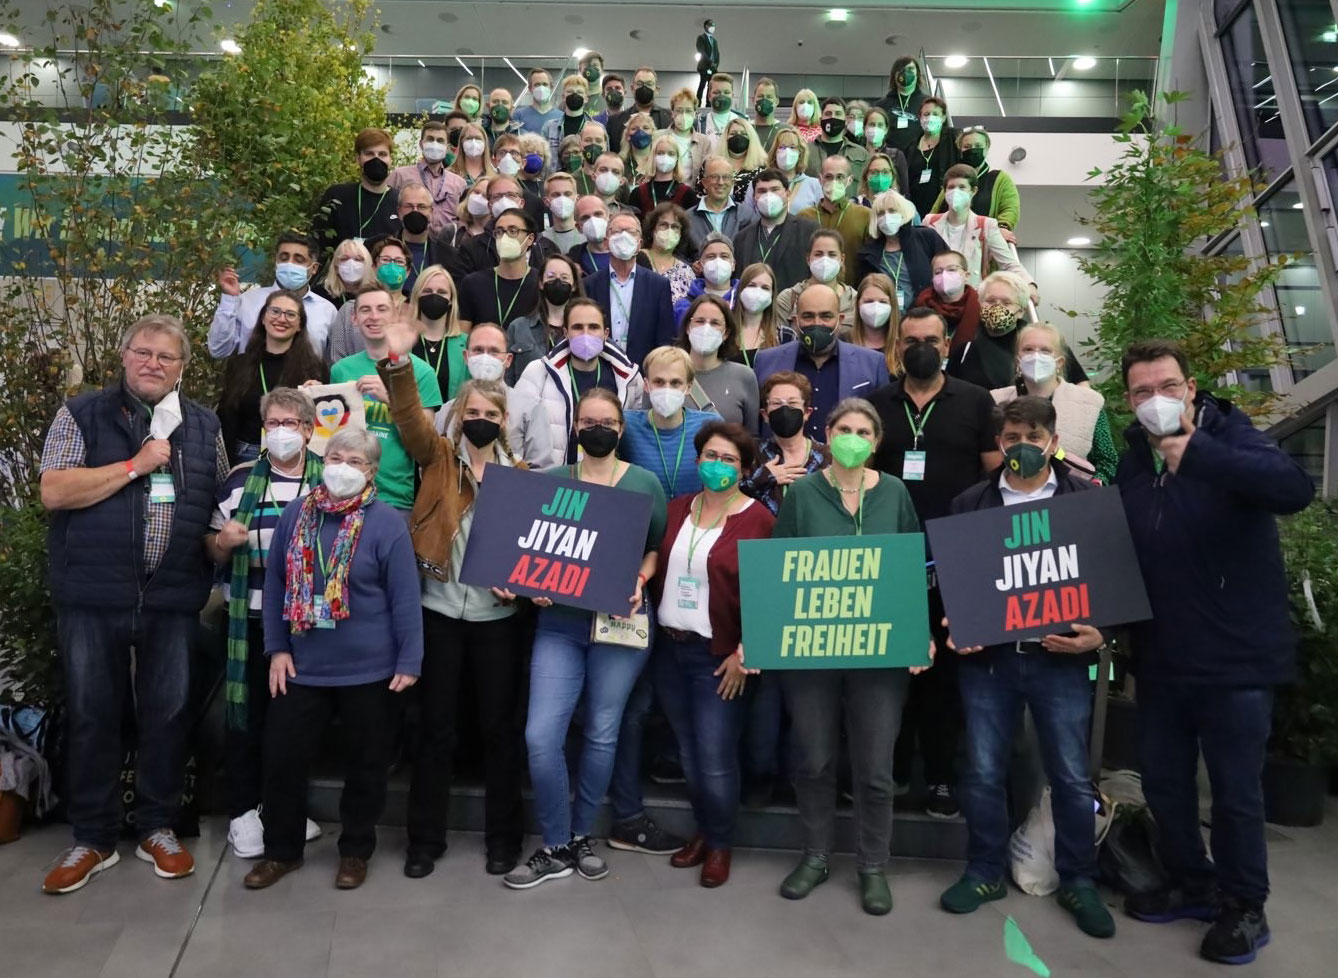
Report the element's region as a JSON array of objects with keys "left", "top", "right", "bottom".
[
  {"left": 636, "top": 572, "right": 648, "bottom": 585},
  {"left": 125, "top": 460, "right": 138, "bottom": 480}
]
